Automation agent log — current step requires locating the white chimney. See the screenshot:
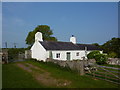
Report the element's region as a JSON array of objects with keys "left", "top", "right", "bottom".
[
  {"left": 35, "top": 32, "right": 43, "bottom": 42},
  {"left": 70, "top": 35, "right": 76, "bottom": 44}
]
